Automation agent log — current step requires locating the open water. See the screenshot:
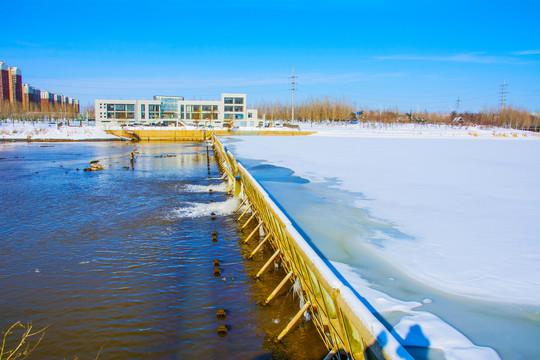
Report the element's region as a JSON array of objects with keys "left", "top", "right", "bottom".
[{"left": 0, "top": 141, "right": 326, "bottom": 360}]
